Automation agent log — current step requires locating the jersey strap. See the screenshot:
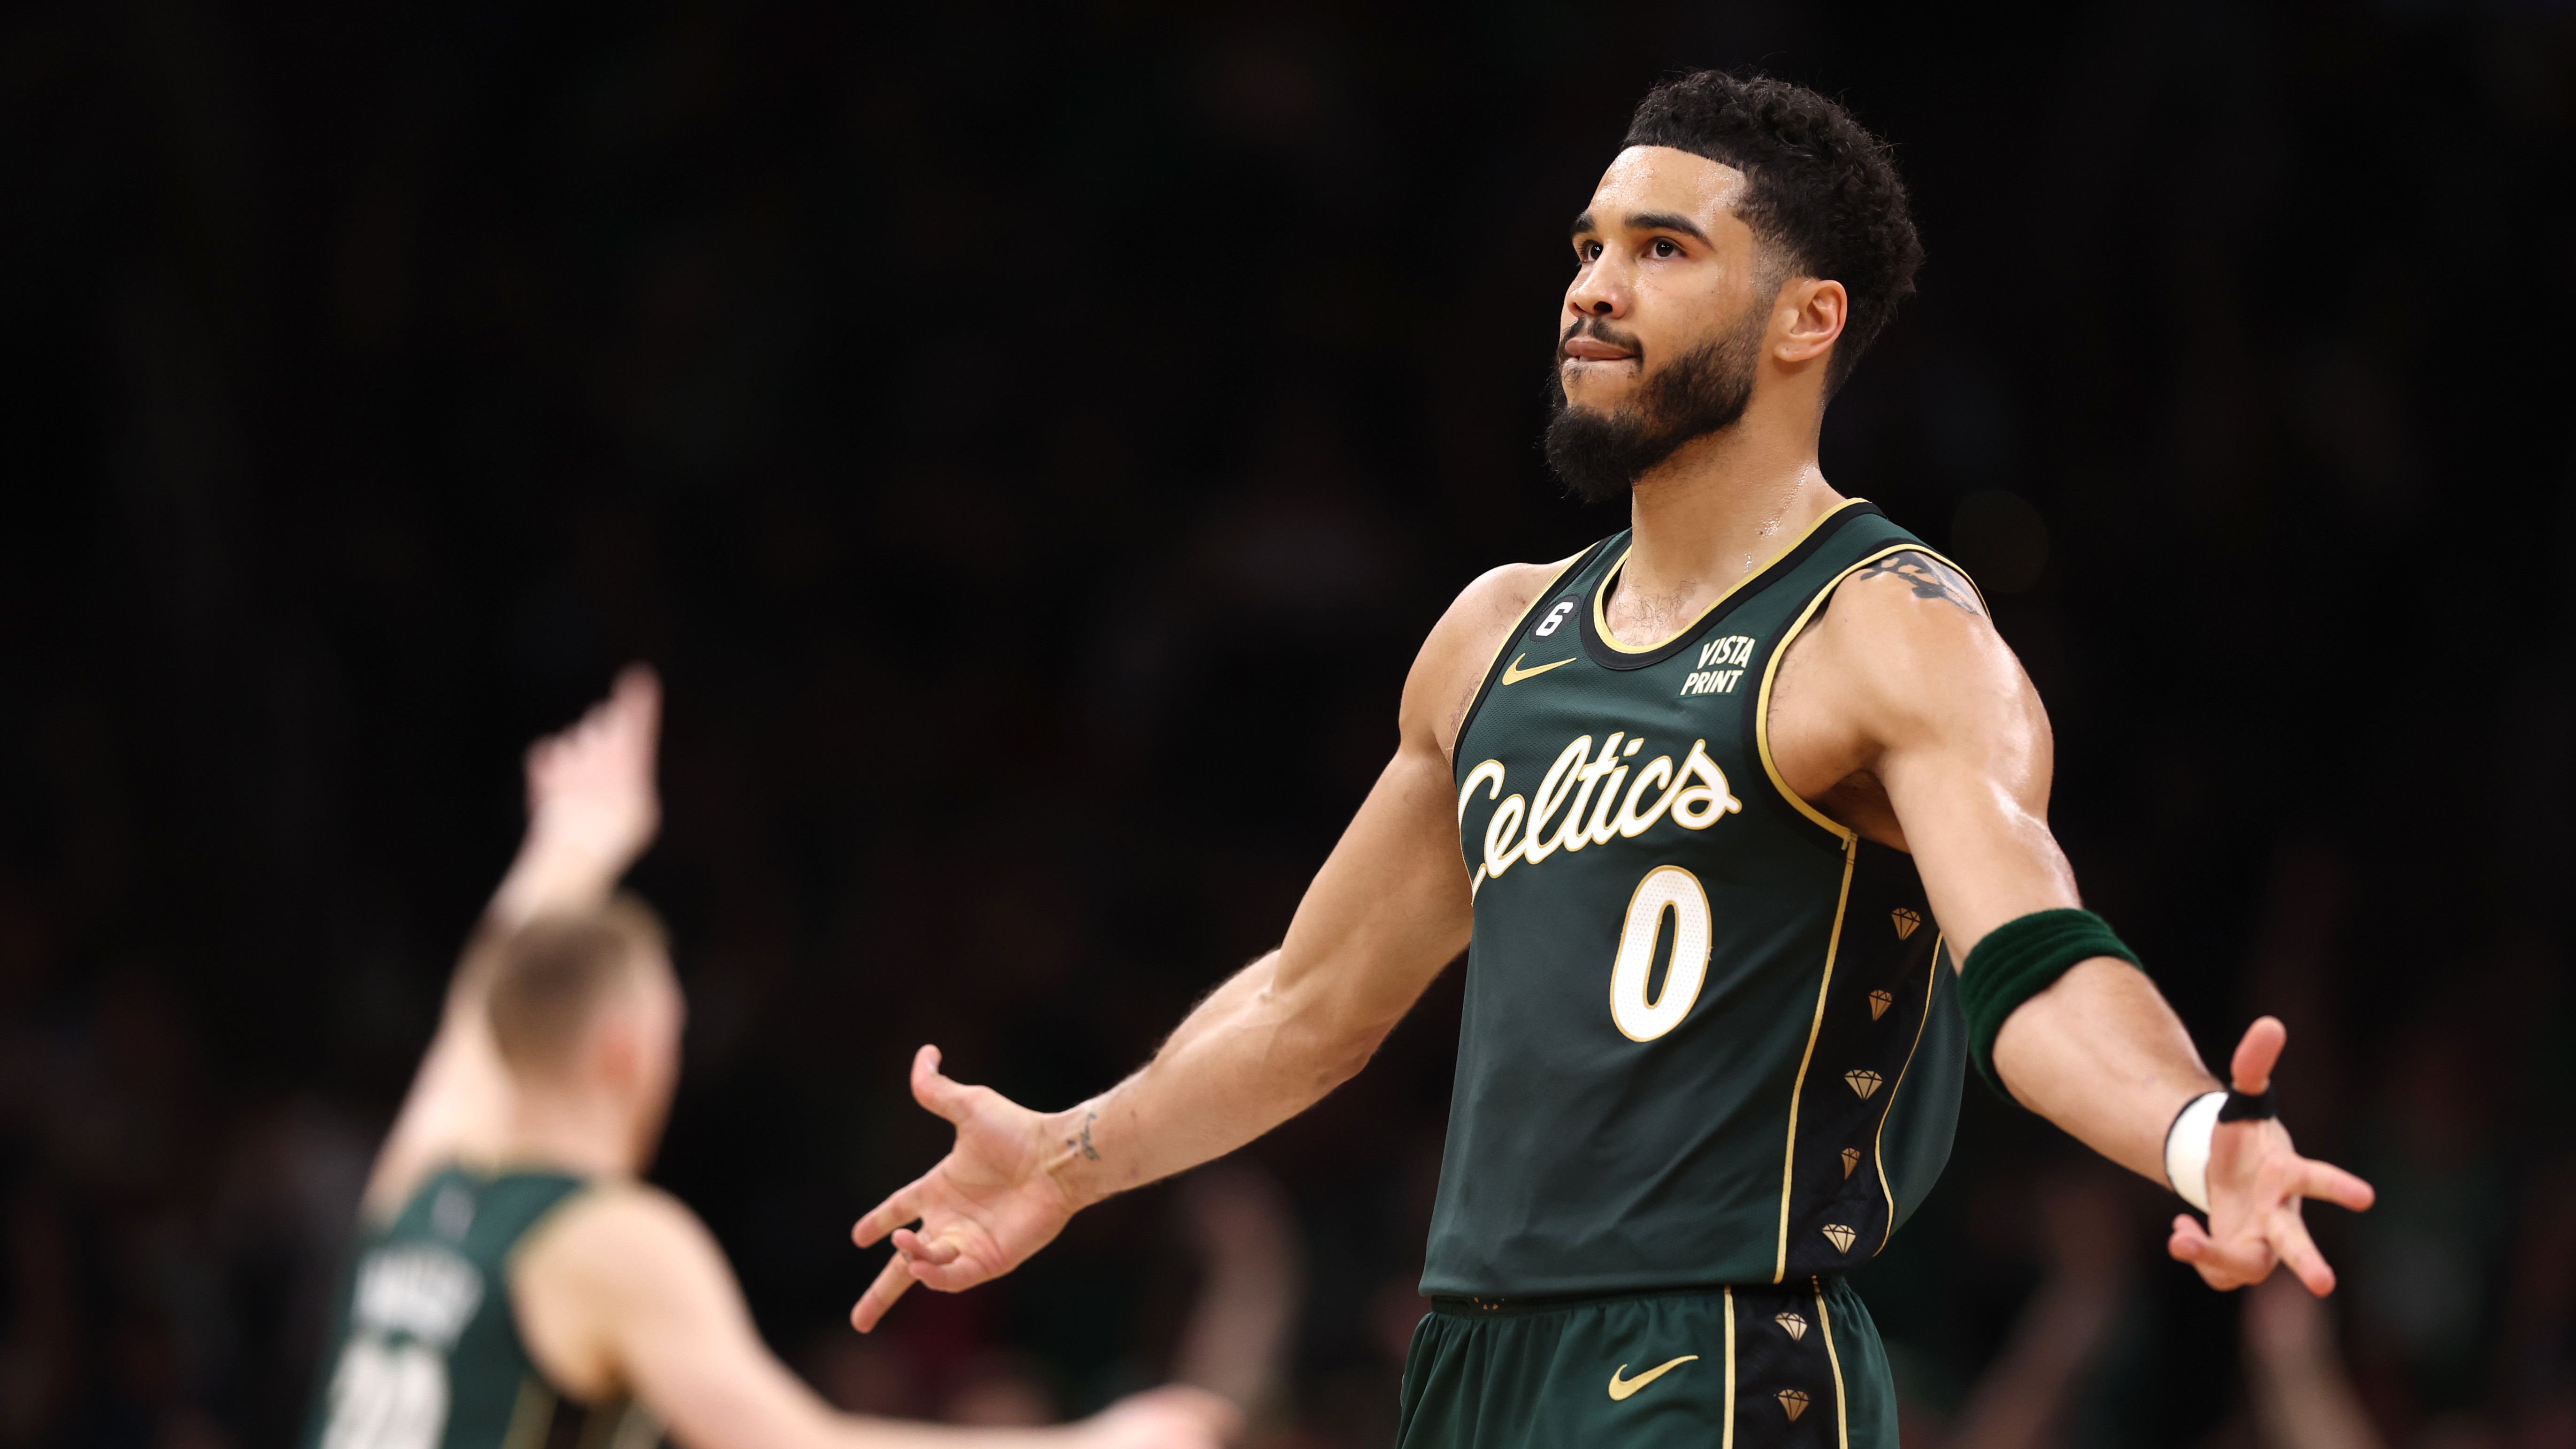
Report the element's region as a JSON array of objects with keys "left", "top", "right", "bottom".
[
  {"left": 1452, "top": 538, "right": 1613, "bottom": 751},
  {"left": 1576, "top": 500, "right": 1888, "bottom": 672}
]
